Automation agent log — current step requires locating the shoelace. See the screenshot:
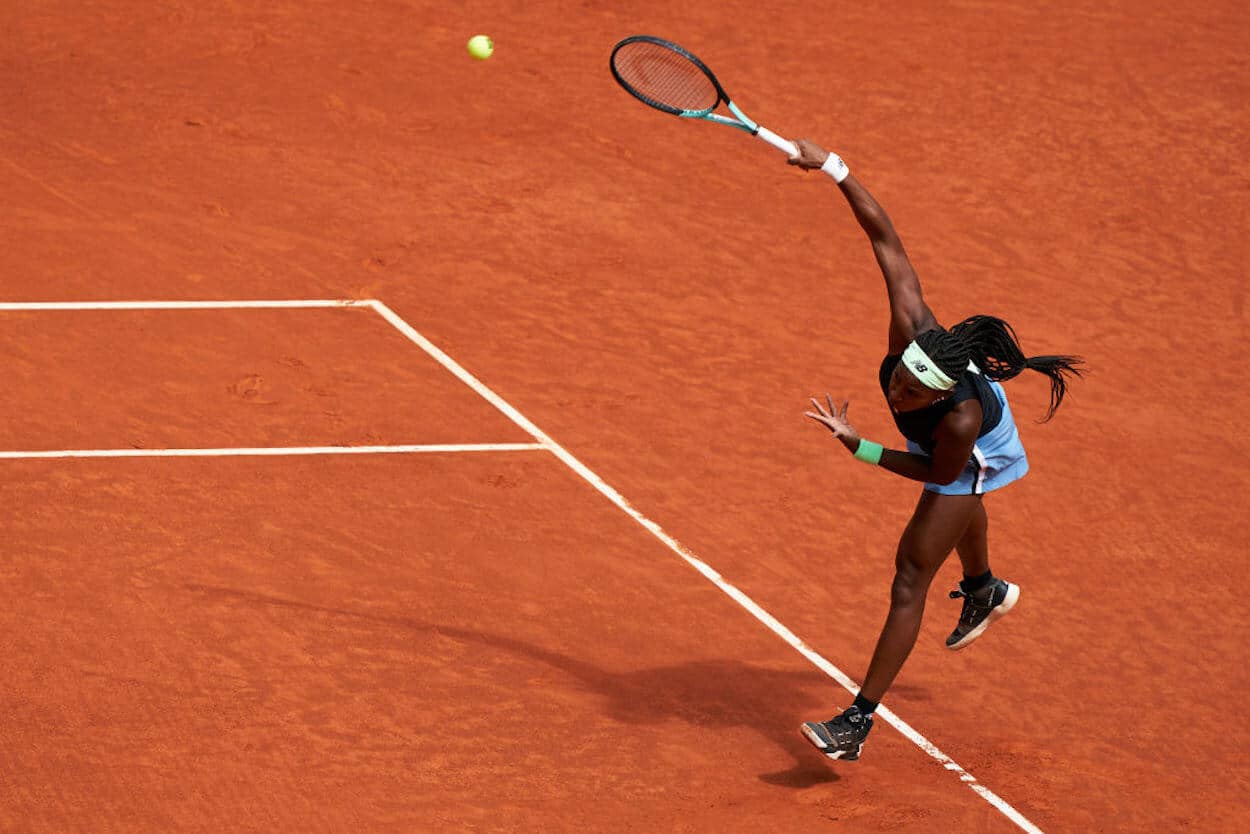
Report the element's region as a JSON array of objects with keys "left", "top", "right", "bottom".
[
  {"left": 950, "top": 589, "right": 992, "bottom": 624},
  {"left": 949, "top": 588, "right": 994, "bottom": 603}
]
